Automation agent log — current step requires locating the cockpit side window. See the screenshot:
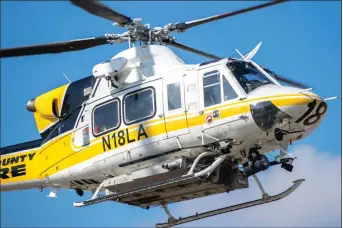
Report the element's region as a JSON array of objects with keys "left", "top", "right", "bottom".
[
  {"left": 92, "top": 99, "right": 121, "bottom": 136},
  {"left": 223, "top": 76, "right": 238, "bottom": 101},
  {"left": 228, "top": 61, "right": 273, "bottom": 94}
]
